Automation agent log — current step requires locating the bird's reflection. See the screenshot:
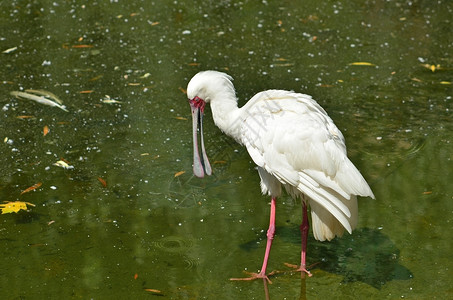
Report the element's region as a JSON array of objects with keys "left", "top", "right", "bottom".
[
  {"left": 261, "top": 274, "right": 308, "bottom": 300},
  {"left": 241, "top": 227, "right": 413, "bottom": 290}
]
